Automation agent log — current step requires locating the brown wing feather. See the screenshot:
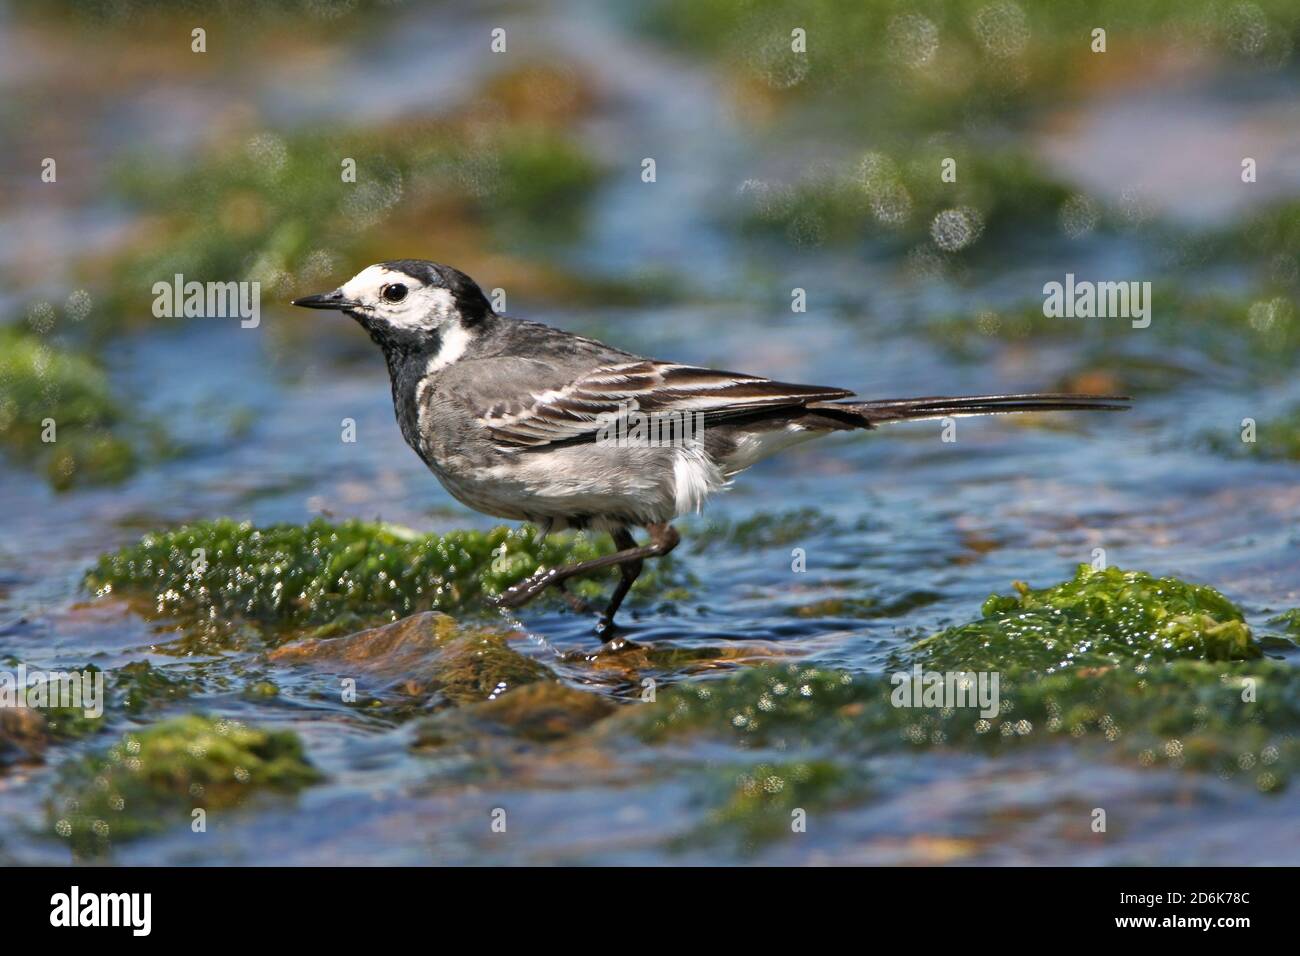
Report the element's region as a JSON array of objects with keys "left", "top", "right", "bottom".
[{"left": 480, "top": 361, "right": 853, "bottom": 447}]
